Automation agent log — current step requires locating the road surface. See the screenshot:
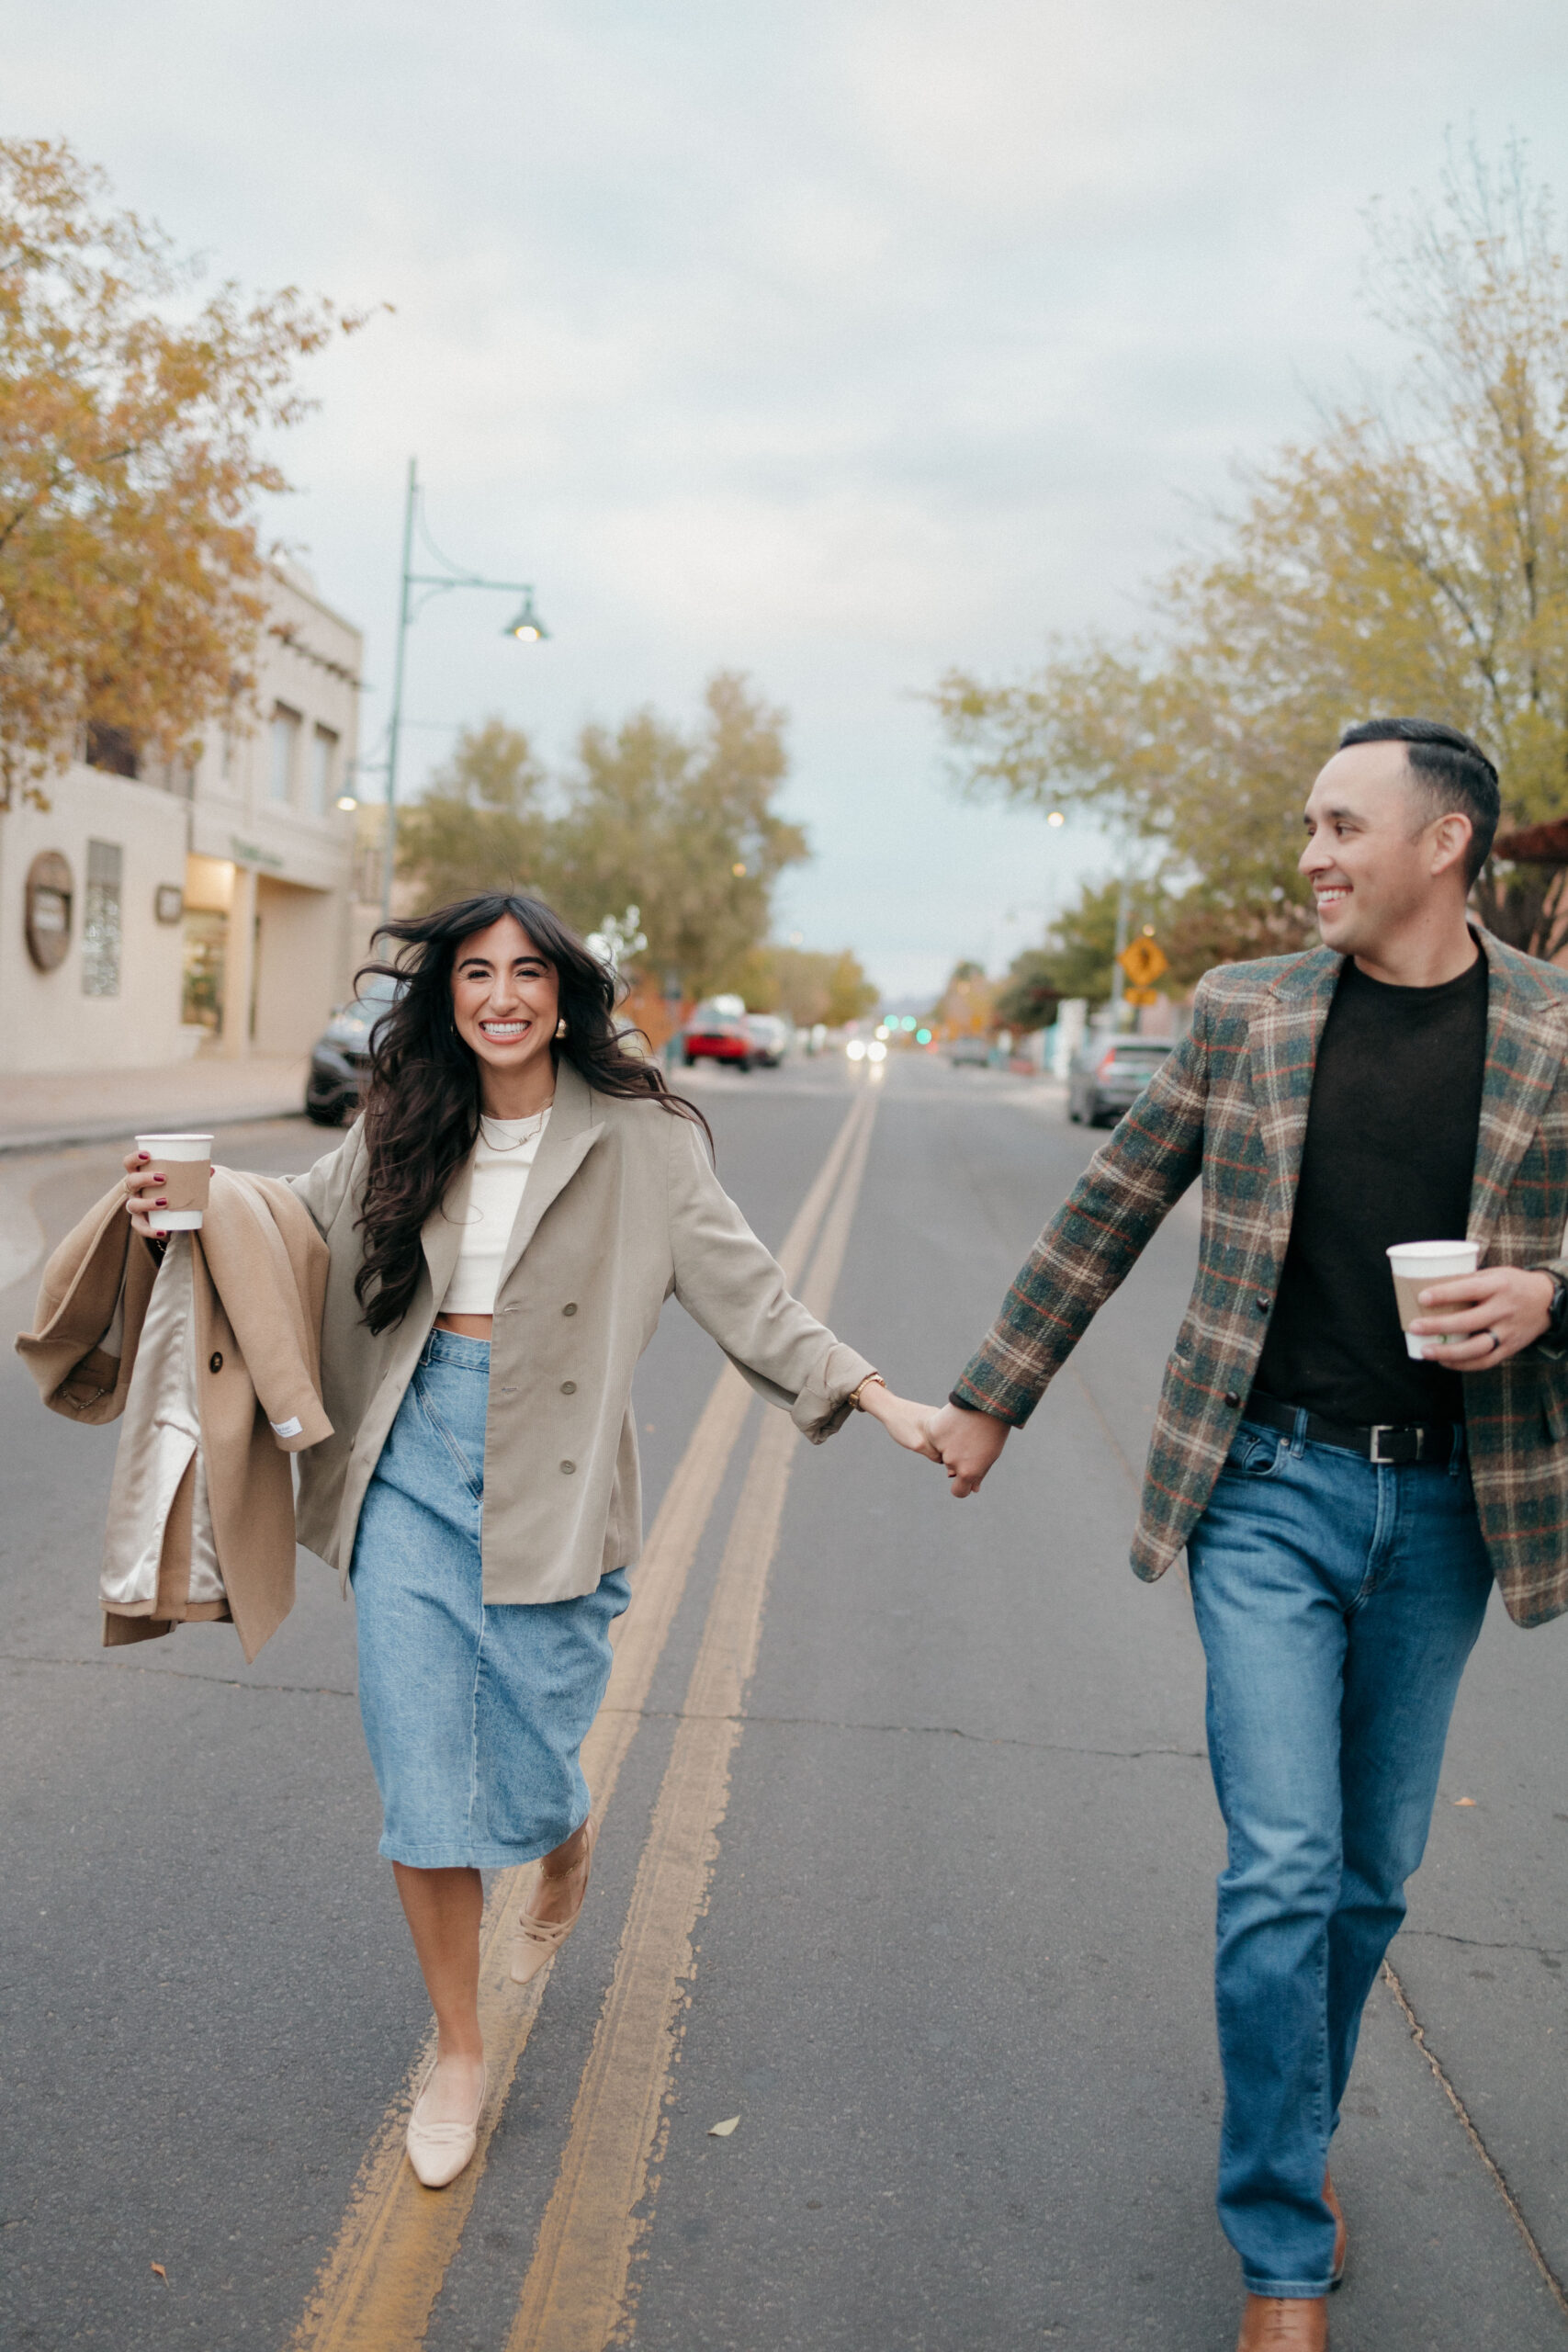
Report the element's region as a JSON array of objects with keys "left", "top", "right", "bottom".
[{"left": 3, "top": 1053, "right": 1566, "bottom": 2348}]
